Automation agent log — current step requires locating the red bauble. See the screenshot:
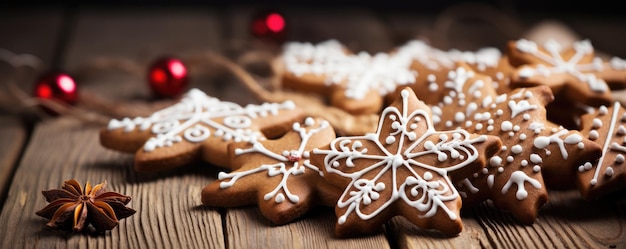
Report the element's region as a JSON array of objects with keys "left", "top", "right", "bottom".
[
  {"left": 33, "top": 71, "right": 78, "bottom": 105},
  {"left": 148, "top": 57, "right": 189, "bottom": 98},
  {"left": 251, "top": 10, "right": 287, "bottom": 42}
]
